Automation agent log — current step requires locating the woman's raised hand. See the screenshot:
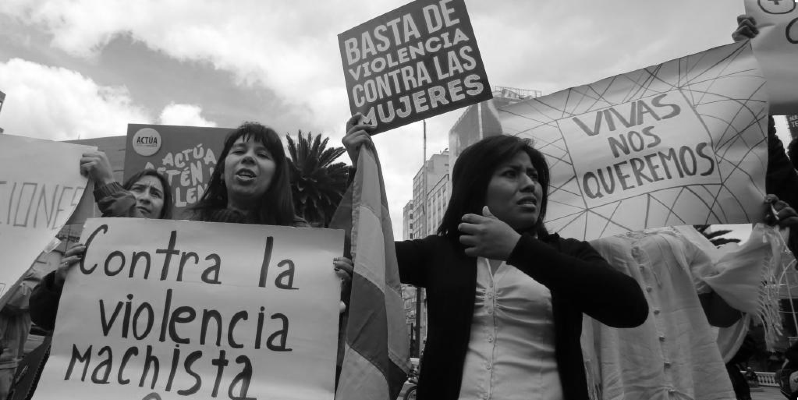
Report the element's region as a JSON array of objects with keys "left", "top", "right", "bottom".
[
  {"left": 458, "top": 206, "right": 522, "bottom": 260},
  {"left": 342, "top": 113, "right": 375, "bottom": 165},
  {"left": 334, "top": 257, "right": 354, "bottom": 313},
  {"left": 54, "top": 243, "right": 86, "bottom": 289},
  {"left": 79, "top": 150, "right": 116, "bottom": 185},
  {"left": 765, "top": 194, "right": 798, "bottom": 228}
]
